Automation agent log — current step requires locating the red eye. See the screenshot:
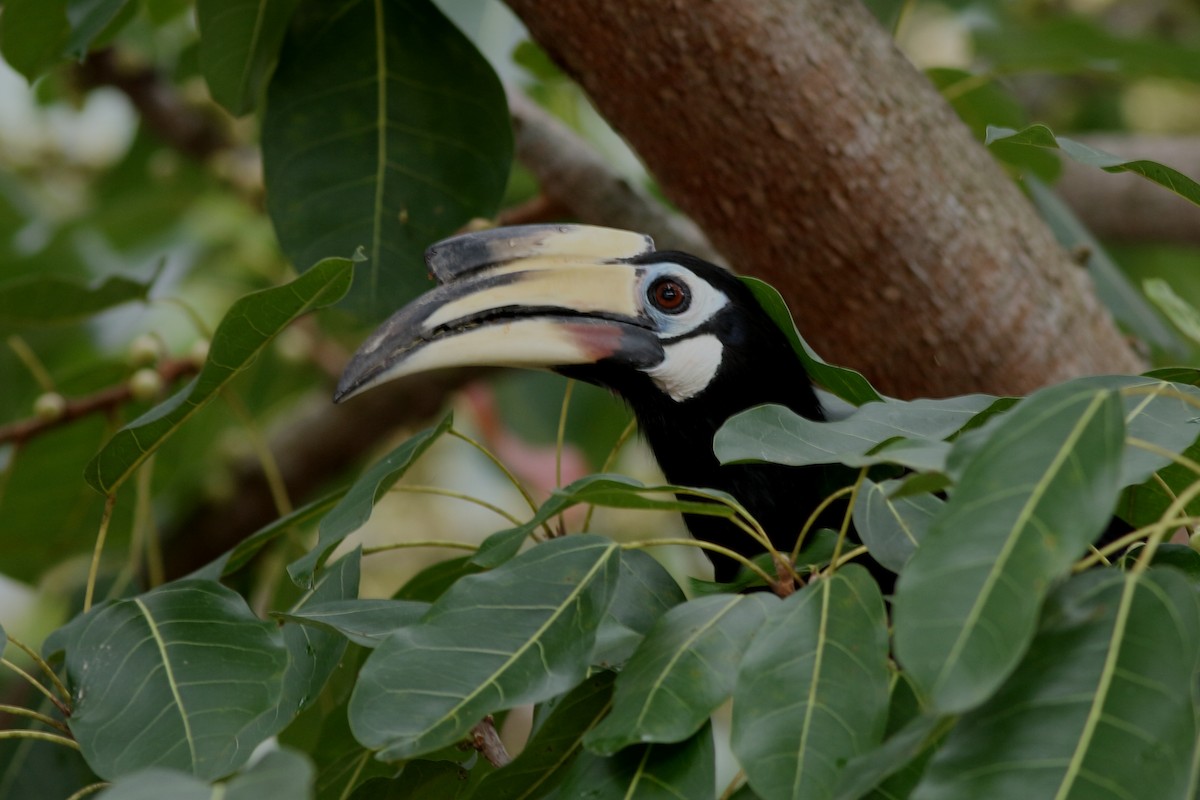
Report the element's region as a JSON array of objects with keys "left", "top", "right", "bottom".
[{"left": 649, "top": 278, "right": 690, "bottom": 314}]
